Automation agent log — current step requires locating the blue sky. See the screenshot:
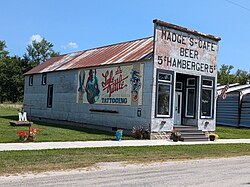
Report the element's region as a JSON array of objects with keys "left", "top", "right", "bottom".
[{"left": 1, "top": 0, "right": 250, "bottom": 71}]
